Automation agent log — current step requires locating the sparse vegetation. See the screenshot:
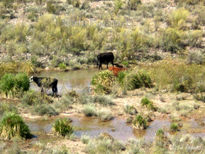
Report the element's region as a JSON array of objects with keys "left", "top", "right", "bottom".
[{"left": 53, "top": 118, "right": 73, "bottom": 137}]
